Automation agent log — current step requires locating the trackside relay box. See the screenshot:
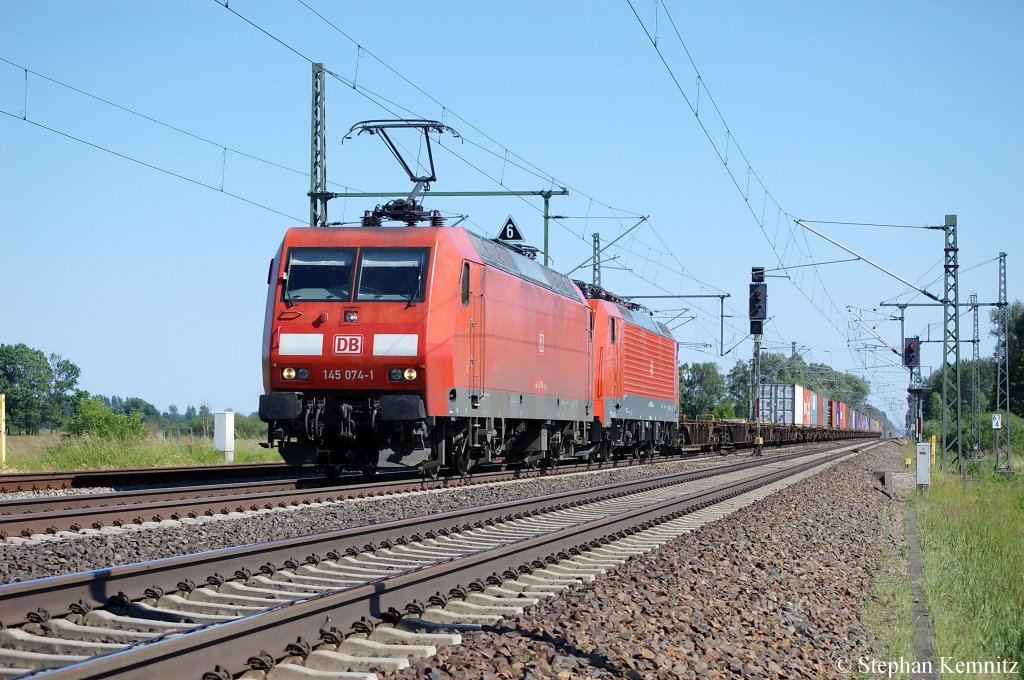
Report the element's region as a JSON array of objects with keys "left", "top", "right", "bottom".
[
  {"left": 215, "top": 411, "right": 235, "bottom": 462},
  {"left": 916, "top": 442, "right": 931, "bottom": 486}
]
